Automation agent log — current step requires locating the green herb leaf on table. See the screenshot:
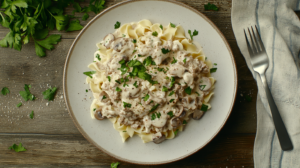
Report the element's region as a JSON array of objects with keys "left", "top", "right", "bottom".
[
  {"left": 111, "top": 162, "right": 120, "bottom": 168},
  {"left": 42, "top": 87, "right": 57, "bottom": 101},
  {"left": 16, "top": 102, "right": 22, "bottom": 108},
  {"left": 82, "top": 13, "right": 89, "bottom": 21},
  {"left": 1, "top": 87, "right": 9, "bottom": 95},
  {"left": 19, "top": 84, "right": 35, "bottom": 101},
  {"left": 83, "top": 71, "right": 96, "bottom": 78},
  {"left": 30, "top": 111, "right": 34, "bottom": 119},
  {"left": 34, "top": 35, "right": 62, "bottom": 57},
  {"left": 66, "top": 19, "right": 83, "bottom": 32},
  {"left": 204, "top": 3, "right": 219, "bottom": 11},
  {"left": 9, "top": 143, "right": 26, "bottom": 152}
]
